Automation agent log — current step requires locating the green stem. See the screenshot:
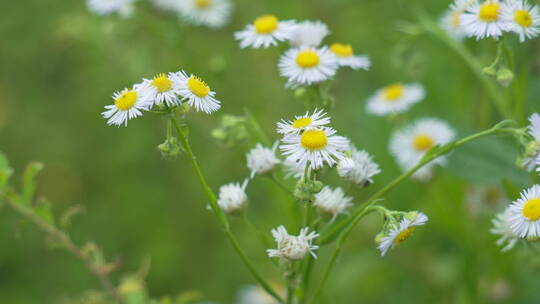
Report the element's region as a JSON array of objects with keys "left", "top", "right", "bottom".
[
  {"left": 171, "top": 118, "right": 283, "bottom": 303},
  {"left": 244, "top": 108, "right": 271, "bottom": 146},
  {"left": 312, "top": 121, "right": 517, "bottom": 299}
]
